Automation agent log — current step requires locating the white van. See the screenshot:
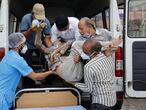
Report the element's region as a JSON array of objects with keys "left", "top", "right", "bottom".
[{"left": 3, "top": 0, "right": 146, "bottom": 109}]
